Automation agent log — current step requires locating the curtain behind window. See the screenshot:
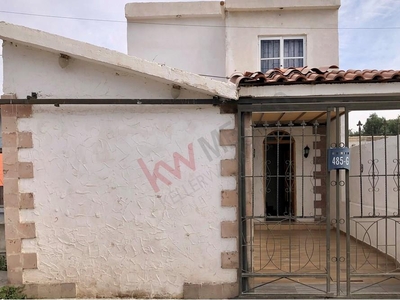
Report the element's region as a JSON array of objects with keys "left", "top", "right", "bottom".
[
  {"left": 260, "top": 38, "right": 304, "bottom": 72},
  {"left": 283, "top": 39, "right": 303, "bottom": 68},
  {"left": 261, "top": 40, "right": 280, "bottom": 71}
]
